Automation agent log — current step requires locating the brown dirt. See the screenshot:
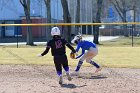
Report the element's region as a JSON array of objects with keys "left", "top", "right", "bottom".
[{"left": 0, "top": 65, "right": 139, "bottom": 93}]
